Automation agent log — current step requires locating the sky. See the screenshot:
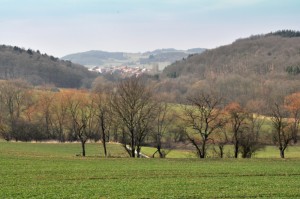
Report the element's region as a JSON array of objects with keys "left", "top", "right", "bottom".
[{"left": 1, "top": 0, "right": 300, "bottom": 57}]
